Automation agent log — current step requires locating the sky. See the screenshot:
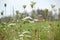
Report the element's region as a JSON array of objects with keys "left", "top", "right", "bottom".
[{"left": 0, "top": 0, "right": 60, "bottom": 18}]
